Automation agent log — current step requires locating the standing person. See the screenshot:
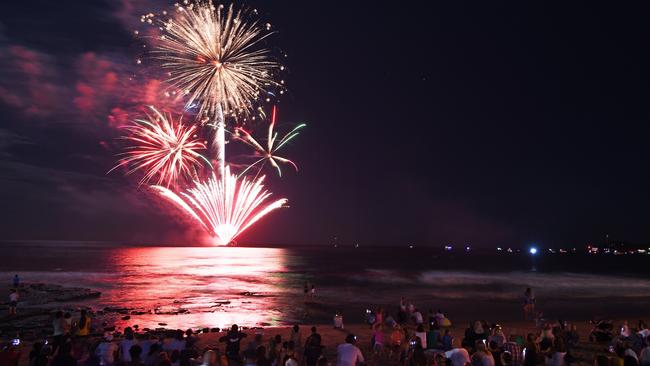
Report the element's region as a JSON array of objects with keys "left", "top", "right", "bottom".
[
  {"left": 304, "top": 327, "right": 322, "bottom": 349},
  {"left": 290, "top": 325, "right": 301, "bottom": 352},
  {"left": 77, "top": 310, "right": 91, "bottom": 337},
  {"left": 143, "top": 343, "right": 161, "bottom": 366},
  {"left": 523, "top": 288, "right": 535, "bottom": 321},
  {"left": 303, "top": 327, "right": 323, "bottom": 366},
  {"left": 163, "top": 330, "right": 185, "bottom": 354},
  {"left": 303, "top": 334, "right": 323, "bottom": 366},
  {"left": 52, "top": 311, "right": 66, "bottom": 354},
  {"left": 137, "top": 334, "right": 154, "bottom": 360},
  {"left": 336, "top": 334, "right": 364, "bottom": 366},
  {"left": 375, "top": 307, "right": 384, "bottom": 326},
  {"left": 522, "top": 333, "right": 538, "bottom": 366},
  {"left": 8, "top": 289, "right": 18, "bottom": 316},
  {"left": 413, "top": 309, "right": 424, "bottom": 326},
  {"left": 390, "top": 325, "right": 404, "bottom": 358},
  {"left": 442, "top": 329, "right": 453, "bottom": 351},
  {"left": 118, "top": 328, "right": 138, "bottom": 364},
  {"left": 303, "top": 282, "right": 309, "bottom": 298},
  {"left": 414, "top": 325, "right": 427, "bottom": 349},
  {"left": 63, "top": 313, "right": 73, "bottom": 336},
  {"left": 12, "top": 274, "right": 19, "bottom": 289},
  {"left": 566, "top": 325, "right": 579, "bottom": 354},
  {"left": 310, "top": 285, "right": 316, "bottom": 298},
  {"left": 219, "top": 324, "right": 247, "bottom": 363},
  {"left": 179, "top": 338, "right": 198, "bottom": 366},
  {"left": 334, "top": 312, "right": 344, "bottom": 329},
  {"left": 427, "top": 323, "right": 441, "bottom": 350},
  {"left": 372, "top": 324, "right": 385, "bottom": 356},
  {"left": 127, "top": 345, "right": 144, "bottom": 366}
]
